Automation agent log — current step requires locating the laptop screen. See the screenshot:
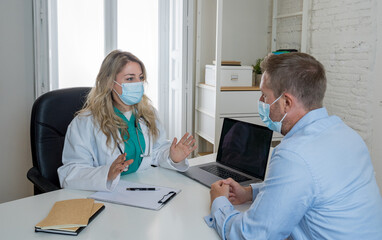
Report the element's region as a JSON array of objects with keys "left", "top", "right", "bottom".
[{"left": 216, "top": 118, "right": 273, "bottom": 180}]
